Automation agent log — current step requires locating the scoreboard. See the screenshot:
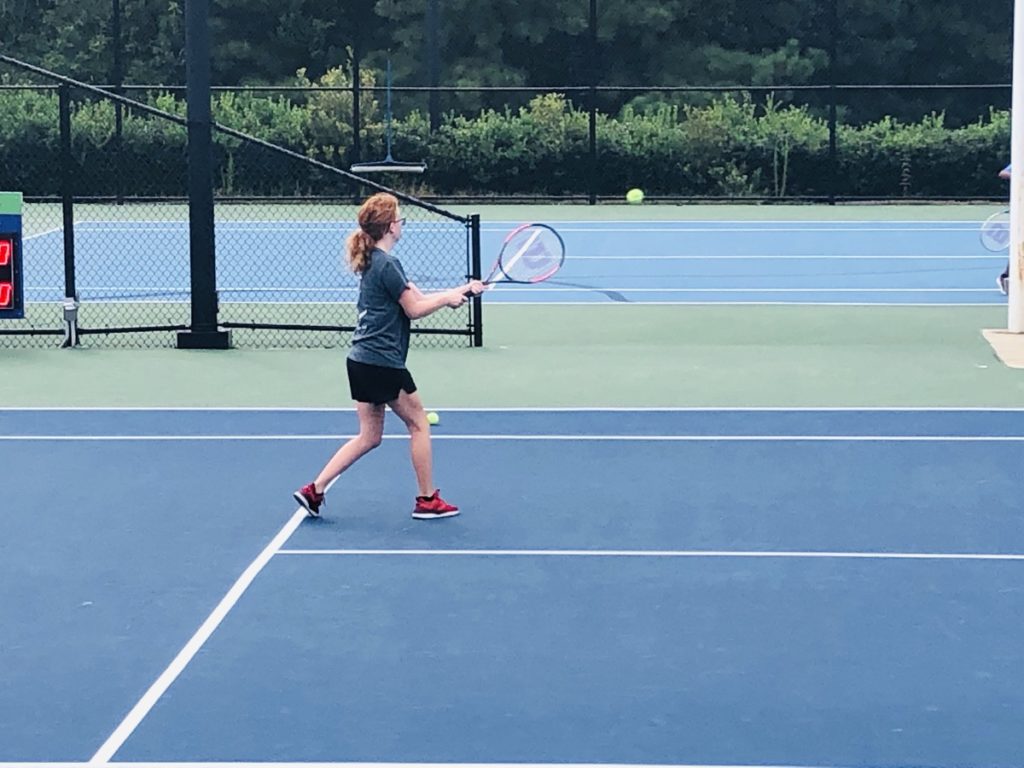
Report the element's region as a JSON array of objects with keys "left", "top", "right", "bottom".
[{"left": 0, "top": 192, "right": 24, "bottom": 320}]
